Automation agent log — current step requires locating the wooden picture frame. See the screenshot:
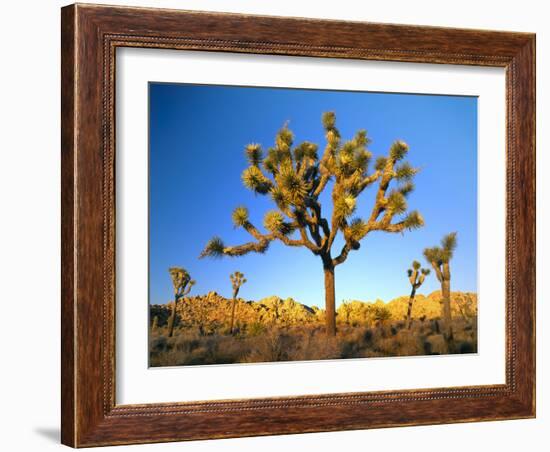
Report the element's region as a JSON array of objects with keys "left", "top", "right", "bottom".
[{"left": 61, "top": 3, "right": 535, "bottom": 447}]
